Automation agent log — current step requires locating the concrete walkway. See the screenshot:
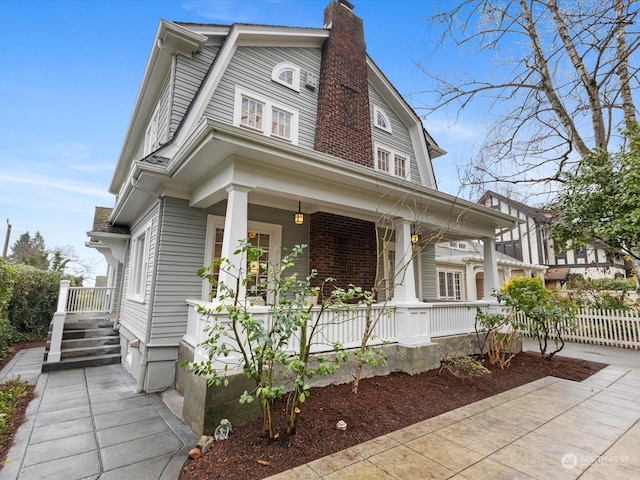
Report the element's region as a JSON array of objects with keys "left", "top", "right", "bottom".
[
  {"left": 0, "top": 347, "right": 195, "bottom": 480},
  {"left": 0, "top": 343, "right": 637, "bottom": 479},
  {"left": 266, "top": 342, "right": 640, "bottom": 480}
]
